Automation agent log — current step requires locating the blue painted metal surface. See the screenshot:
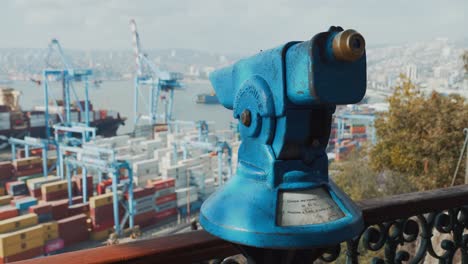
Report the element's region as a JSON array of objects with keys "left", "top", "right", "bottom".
[
  {"left": 43, "top": 39, "right": 94, "bottom": 140},
  {"left": 9, "top": 137, "right": 53, "bottom": 177},
  {"left": 200, "top": 27, "right": 367, "bottom": 249}
]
